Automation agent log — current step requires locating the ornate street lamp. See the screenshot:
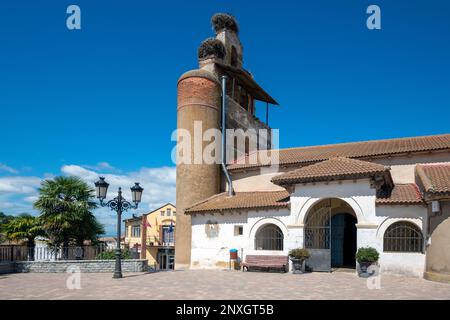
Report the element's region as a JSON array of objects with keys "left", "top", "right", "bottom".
[{"left": 94, "top": 177, "right": 144, "bottom": 279}]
